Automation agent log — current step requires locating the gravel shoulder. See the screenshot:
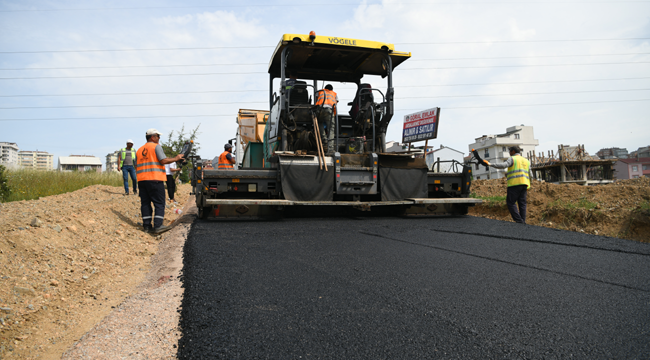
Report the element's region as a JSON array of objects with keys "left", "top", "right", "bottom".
[
  {"left": 61, "top": 200, "right": 196, "bottom": 359},
  {"left": 0, "top": 184, "right": 194, "bottom": 359}
]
